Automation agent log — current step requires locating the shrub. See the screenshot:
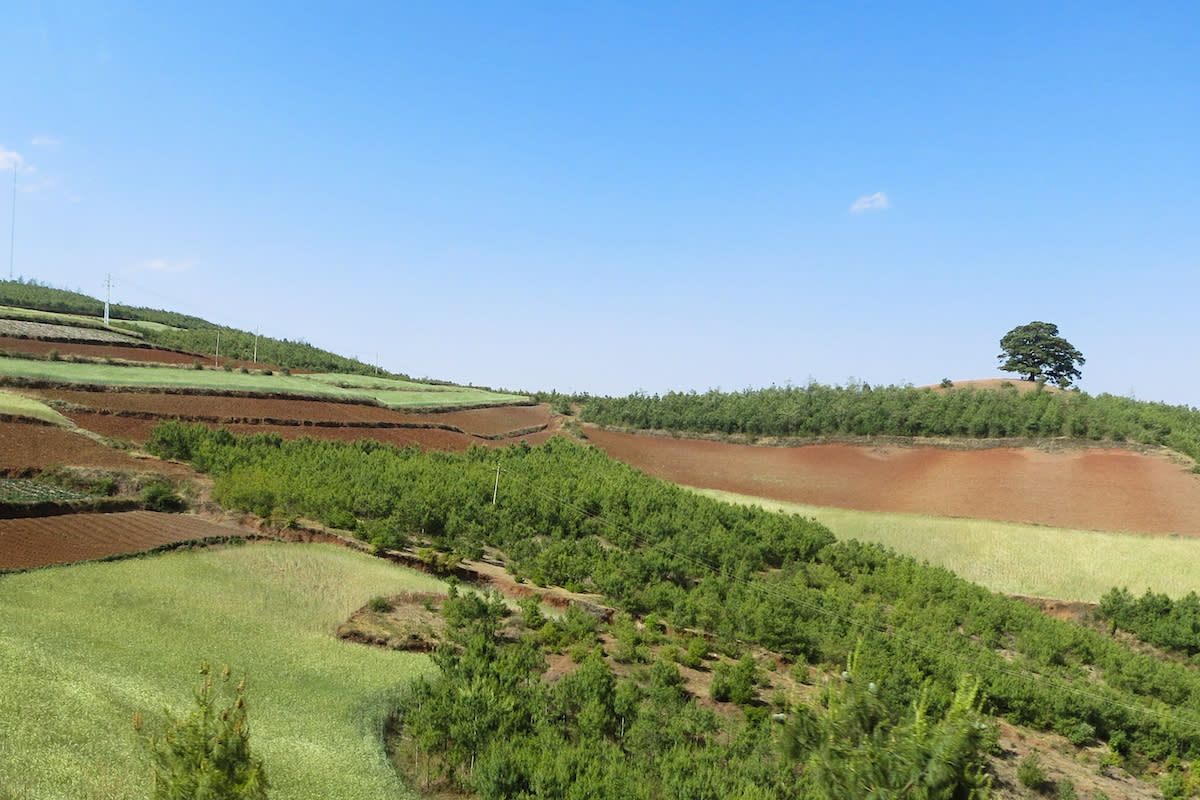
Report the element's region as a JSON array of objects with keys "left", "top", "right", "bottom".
[
  {"left": 368, "top": 596, "right": 393, "bottom": 613},
  {"left": 1018, "top": 752, "right": 1048, "bottom": 790},
  {"left": 1056, "top": 777, "right": 1077, "bottom": 800},
  {"left": 192, "top": 359, "right": 203, "bottom": 370},
  {"left": 1066, "top": 720, "right": 1096, "bottom": 746},
  {"left": 136, "top": 662, "right": 268, "bottom": 800},
  {"left": 141, "top": 481, "right": 186, "bottom": 513}
]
